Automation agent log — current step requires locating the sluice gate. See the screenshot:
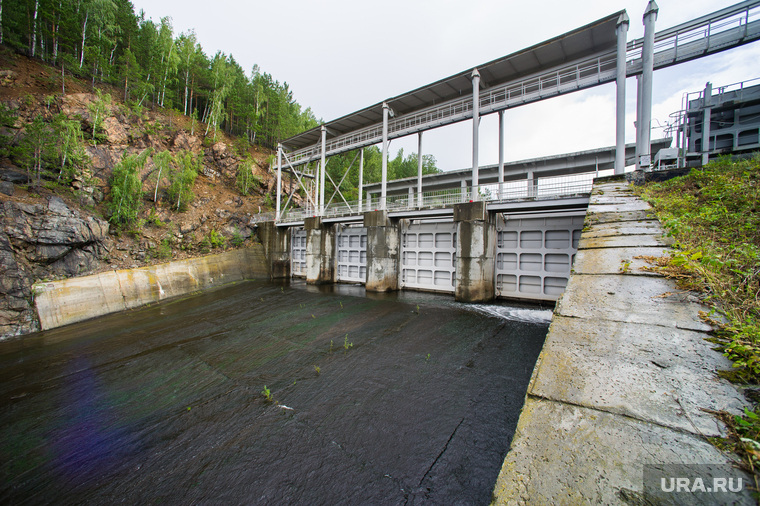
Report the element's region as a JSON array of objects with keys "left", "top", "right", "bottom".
[{"left": 278, "top": 203, "right": 587, "bottom": 303}]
